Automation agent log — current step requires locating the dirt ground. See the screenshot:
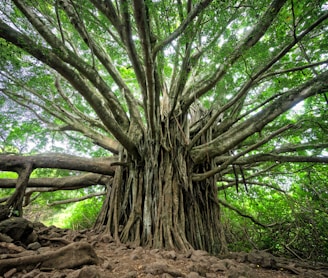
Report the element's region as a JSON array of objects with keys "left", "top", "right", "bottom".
[{"left": 0, "top": 220, "right": 327, "bottom": 278}]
